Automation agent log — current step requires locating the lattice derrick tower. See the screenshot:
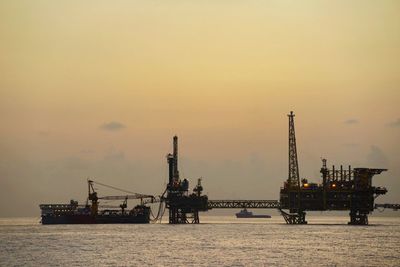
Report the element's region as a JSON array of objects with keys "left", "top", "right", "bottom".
[{"left": 288, "top": 111, "right": 300, "bottom": 188}]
